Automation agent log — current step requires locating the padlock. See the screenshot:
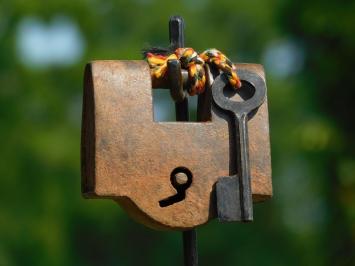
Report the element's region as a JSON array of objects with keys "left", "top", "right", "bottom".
[{"left": 81, "top": 60, "right": 272, "bottom": 230}]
